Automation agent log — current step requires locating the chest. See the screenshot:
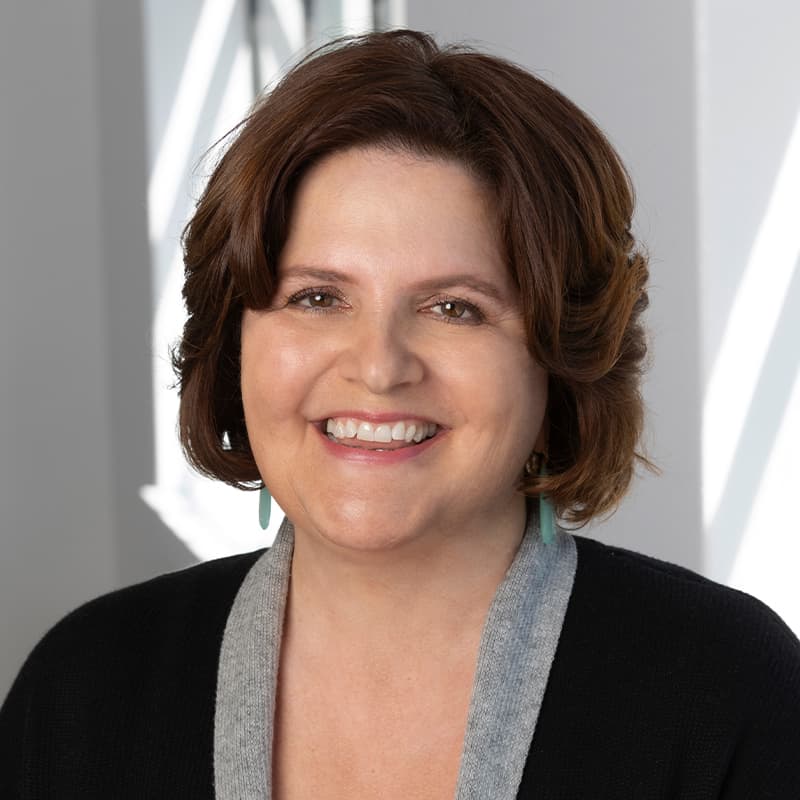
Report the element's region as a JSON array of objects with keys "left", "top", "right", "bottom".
[{"left": 271, "top": 653, "right": 476, "bottom": 800}]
